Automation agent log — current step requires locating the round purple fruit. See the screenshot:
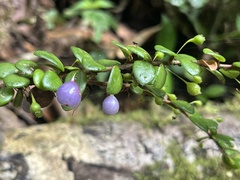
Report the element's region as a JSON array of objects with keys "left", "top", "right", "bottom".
[
  {"left": 56, "top": 81, "right": 81, "bottom": 108},
  {"left": 102, "top": 95, "right": 119, "bottom": 115}
]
